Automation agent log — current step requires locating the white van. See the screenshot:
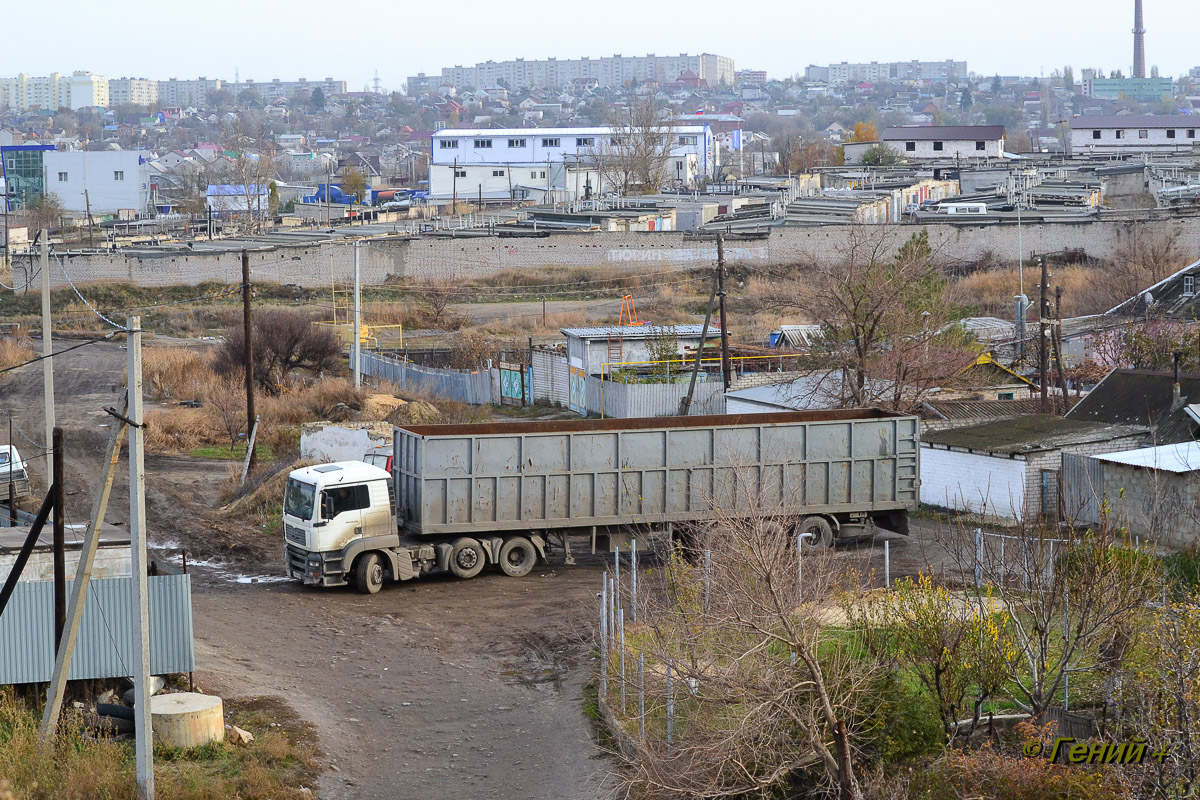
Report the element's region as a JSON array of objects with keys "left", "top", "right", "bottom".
[{"left": 942, "top": 203, "right": 989, "bottom": 216}]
